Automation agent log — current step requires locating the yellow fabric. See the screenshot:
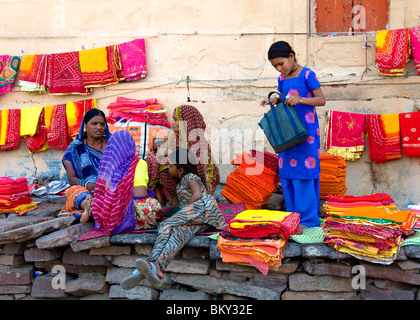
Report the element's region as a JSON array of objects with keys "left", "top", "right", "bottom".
[
  {"left": 0, "top": 110, "right": 9, "bottom": 145},
  {"left": 20, "top": 106, "right": 43, "bottom": 136},
  {"left": 133, "top": 159, "right": 149, "bottom": 187},
  {"left": 79, "top": 47, "right": 109, "bottom": 73},
  {"left": 19, "top": 54, "right": 36, "bottom": 73},
  {"left": 229, "top": 209, "right": 291, "bottom": 229}
]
